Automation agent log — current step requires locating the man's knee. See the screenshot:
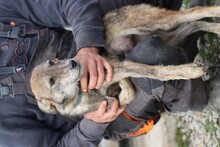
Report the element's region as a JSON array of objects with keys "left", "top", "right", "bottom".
[
  {"left": 125, "top": 35, "right": 188, "bottom": 66},
  {"left": 125, "top": 35, "right": 187, "bottom": 95}
]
